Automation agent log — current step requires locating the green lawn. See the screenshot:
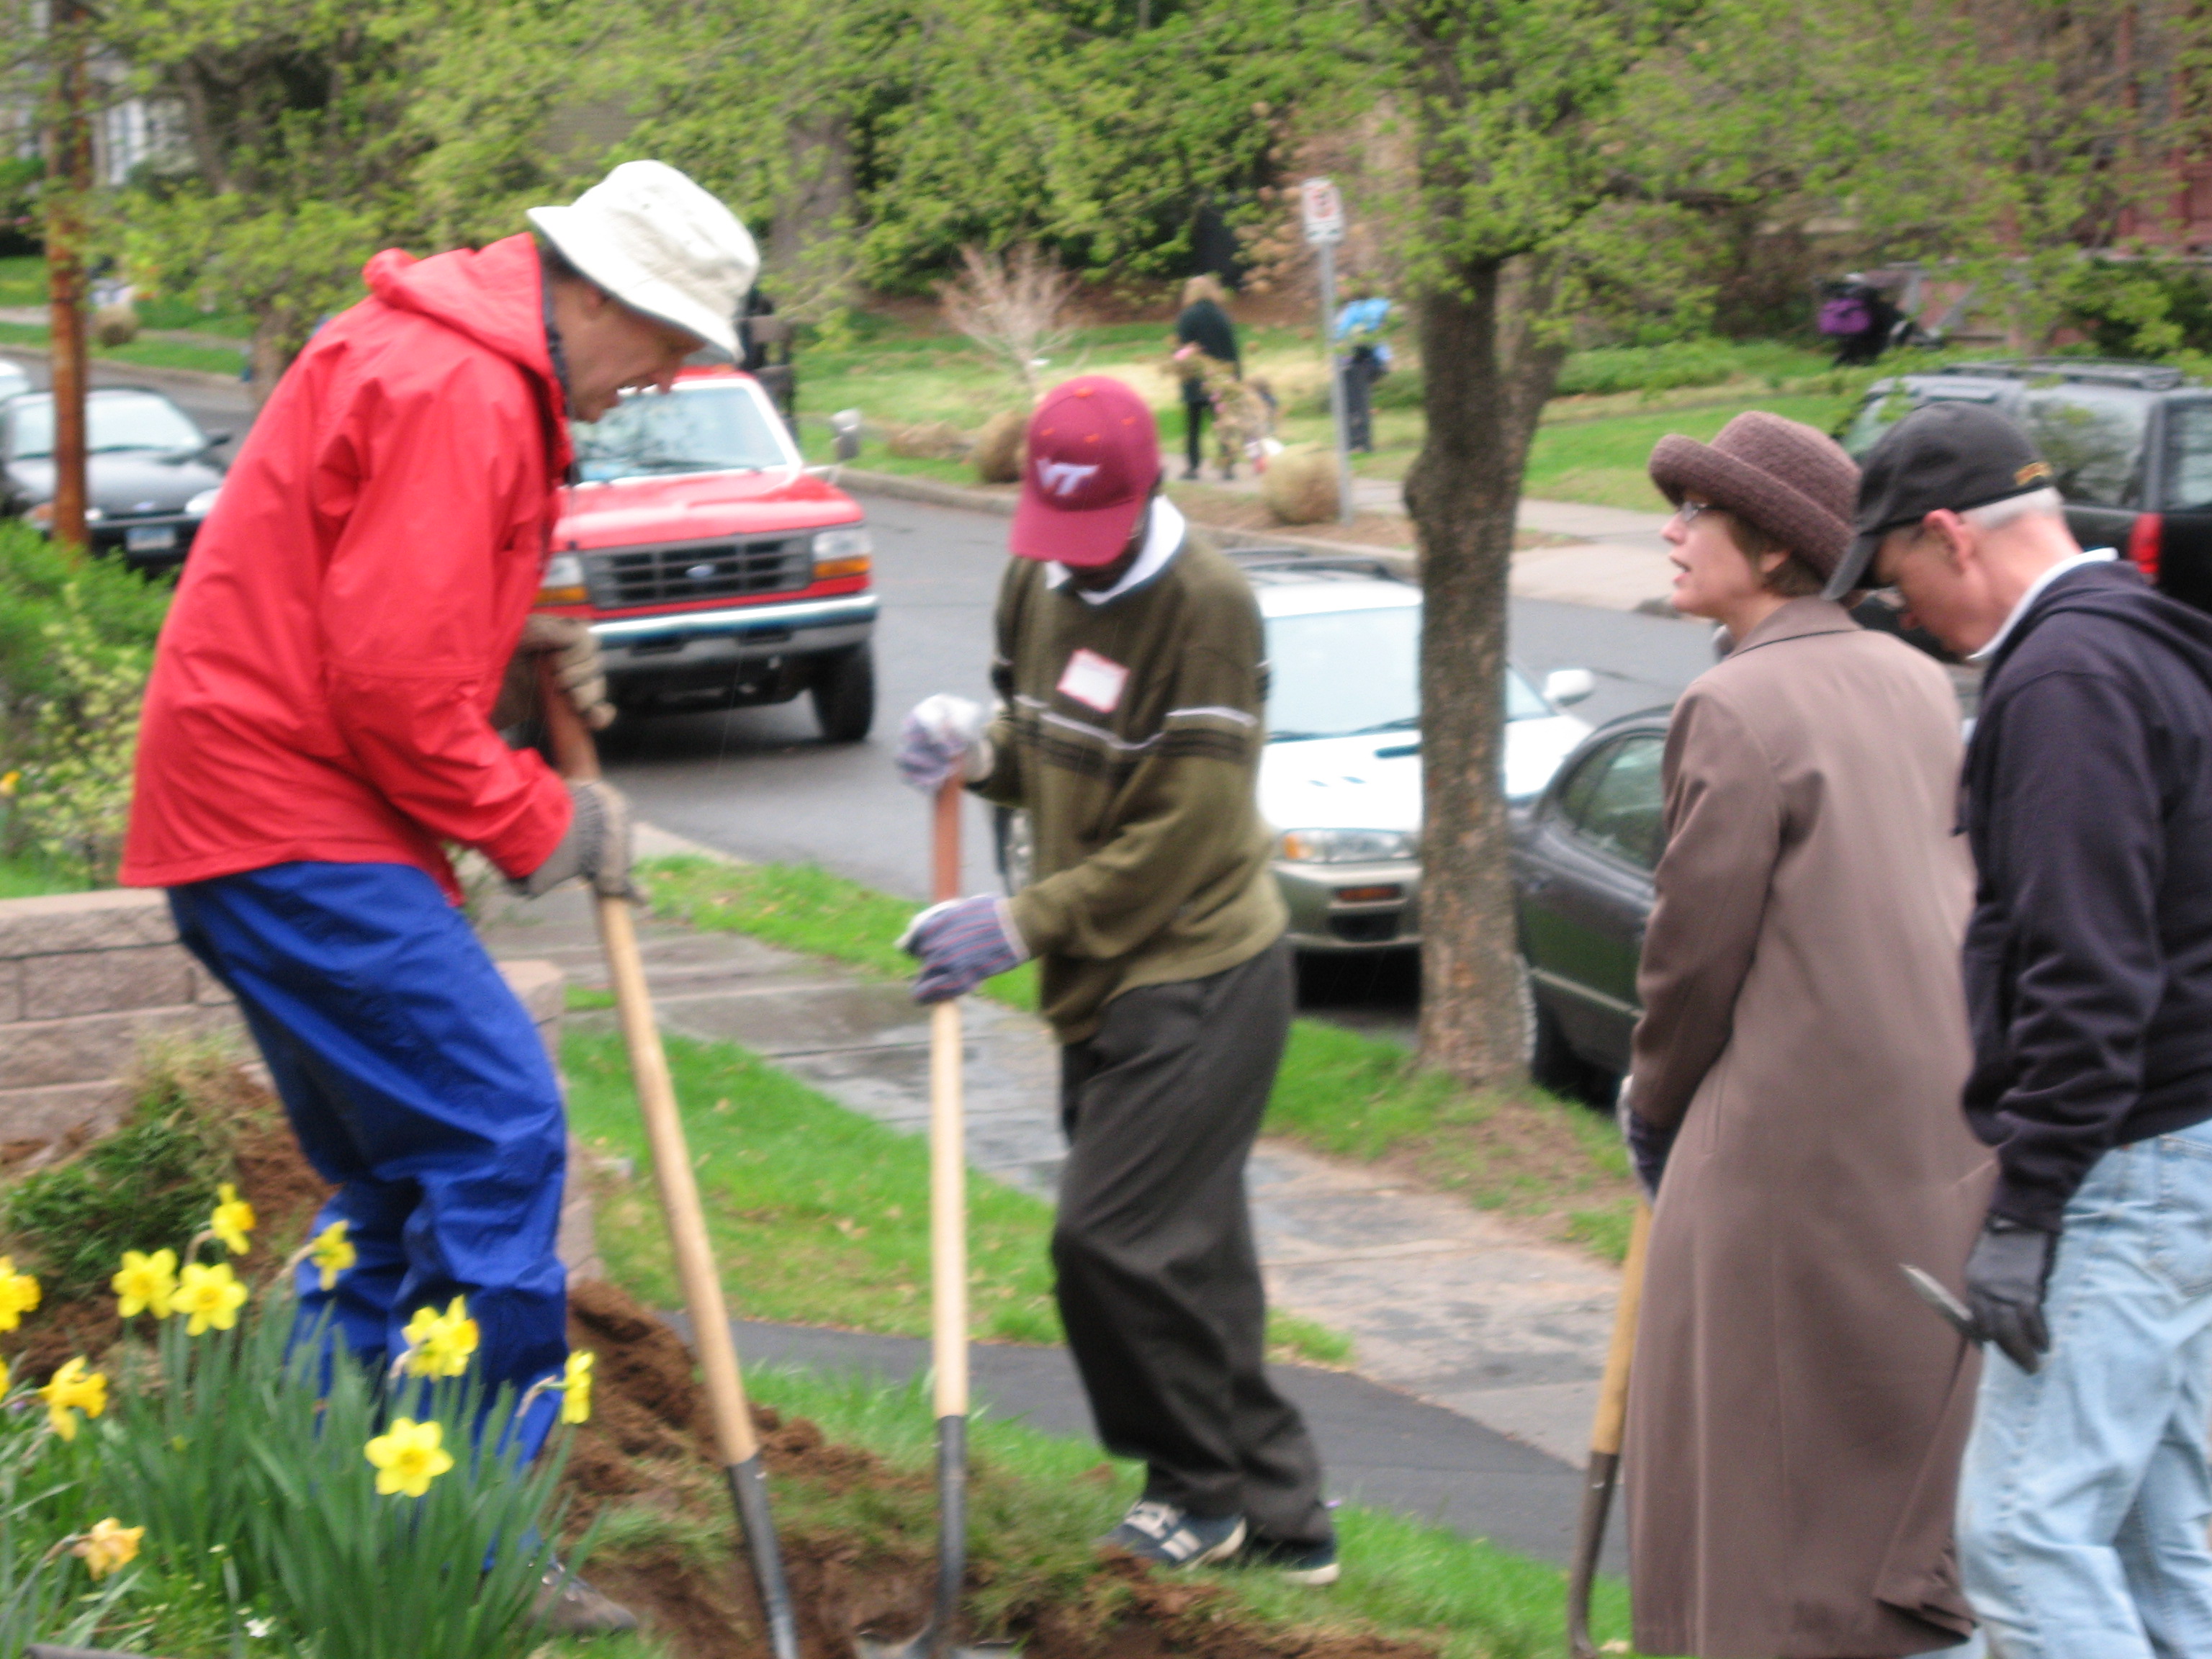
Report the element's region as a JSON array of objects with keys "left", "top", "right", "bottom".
[
  {"left": 562, "top": 1022, "right": 1350, "bottom": 1364},
  {"left": 634, "top": 856, "right": 1640, "bottom": 1264},
  {"left": 0, "top": 319, "right": 246, "bottom": 379},
  {"left": 0, "top": 850, "right": 80, "bottom": 899}
]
